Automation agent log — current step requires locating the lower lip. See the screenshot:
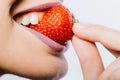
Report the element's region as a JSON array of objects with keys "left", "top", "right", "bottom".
[{"left": 24, "top": 27, "right": 67, "bottom": 52}]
